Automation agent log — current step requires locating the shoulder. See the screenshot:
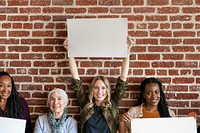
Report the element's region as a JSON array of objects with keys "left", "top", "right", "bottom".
[
  {"left": 128, "top": 105, "right": 142, "bottom": 118},
  {"left": 66, "top": 116, "right": 77, "bottom": 124}
]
